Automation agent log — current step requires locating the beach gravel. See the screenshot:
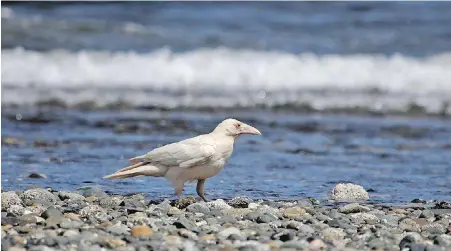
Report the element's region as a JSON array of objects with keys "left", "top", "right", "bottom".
[{"left": 1, "top": 187, "right": 450, "bottom": 251}]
